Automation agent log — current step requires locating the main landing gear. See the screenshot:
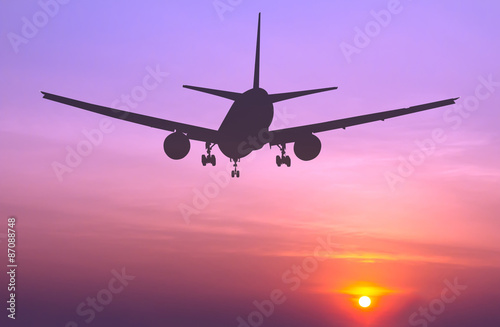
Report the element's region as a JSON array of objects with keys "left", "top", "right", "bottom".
[
  {"left": 276, "top": 144, "right": 291, "bottom": 167},
  {"left": 231, "top": 158, "right": 240, "bottom": 178},
  {"left": 201, "top": 142, "right": 216, "bottom": 166}
]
